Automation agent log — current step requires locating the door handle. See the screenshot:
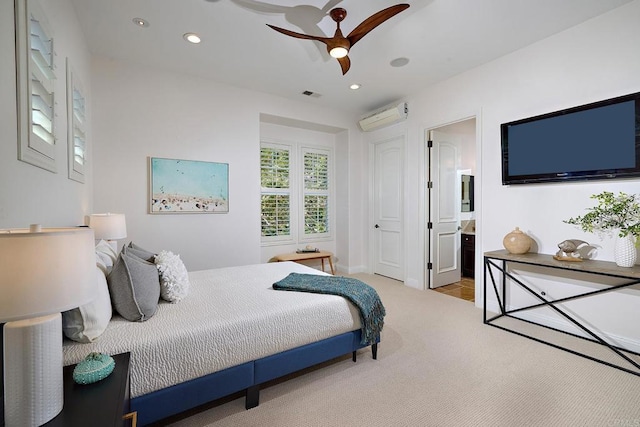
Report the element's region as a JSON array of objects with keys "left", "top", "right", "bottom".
[{"left": 374, "top": 224, "right": 380, "bottom": 229}]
